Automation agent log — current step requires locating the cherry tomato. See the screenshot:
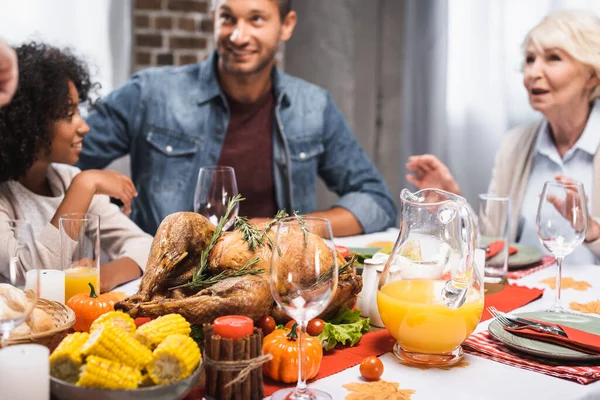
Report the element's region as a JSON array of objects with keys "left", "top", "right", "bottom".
[
  {"left": 134, "top": 317, "right": 152, "bottom": 328},
  {"left": 258, "top": 315, "right": 276, "bottom": 335},
  {"left": 306, "top": 319, "right": 325, "bottom": 336},
  {"left": 285, "top": 320, "right": 297, "bottom": 330},
  {"left": 335, "top": 245, "right": 351, "bottom": 259},
  {"left": 360, "top": 356, "right": 384, "bottom": 381},
  {"left": 214, "top": 315, "right": 254, "bottom": 340}
]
